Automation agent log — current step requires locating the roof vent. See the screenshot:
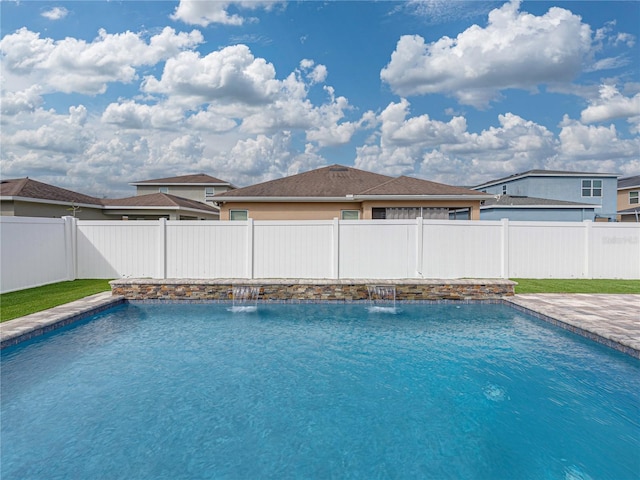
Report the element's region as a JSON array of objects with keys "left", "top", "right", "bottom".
[{"left": 329, "top": 166, "right": 348, "bottom": 172}]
